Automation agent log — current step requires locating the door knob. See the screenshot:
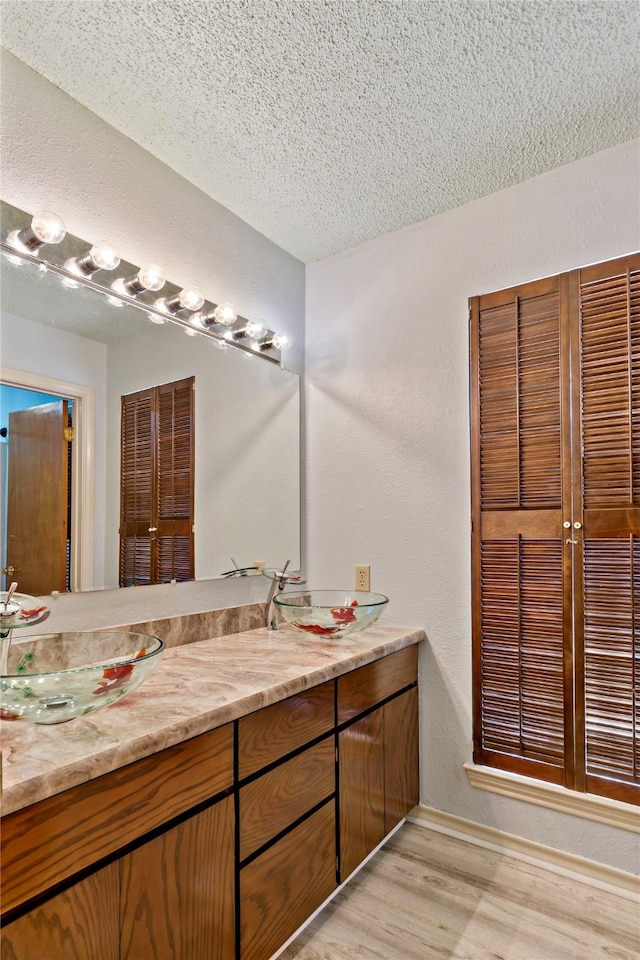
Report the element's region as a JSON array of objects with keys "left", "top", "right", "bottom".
[
  {"left": 148, "top": 527, "right": 158, "bottom": 533},
  {"left": 2, "top": 565, "right": 17, "bottom": 575},
  {"left": 565, "top": 539, "right": 579, "bottom": 545}
]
